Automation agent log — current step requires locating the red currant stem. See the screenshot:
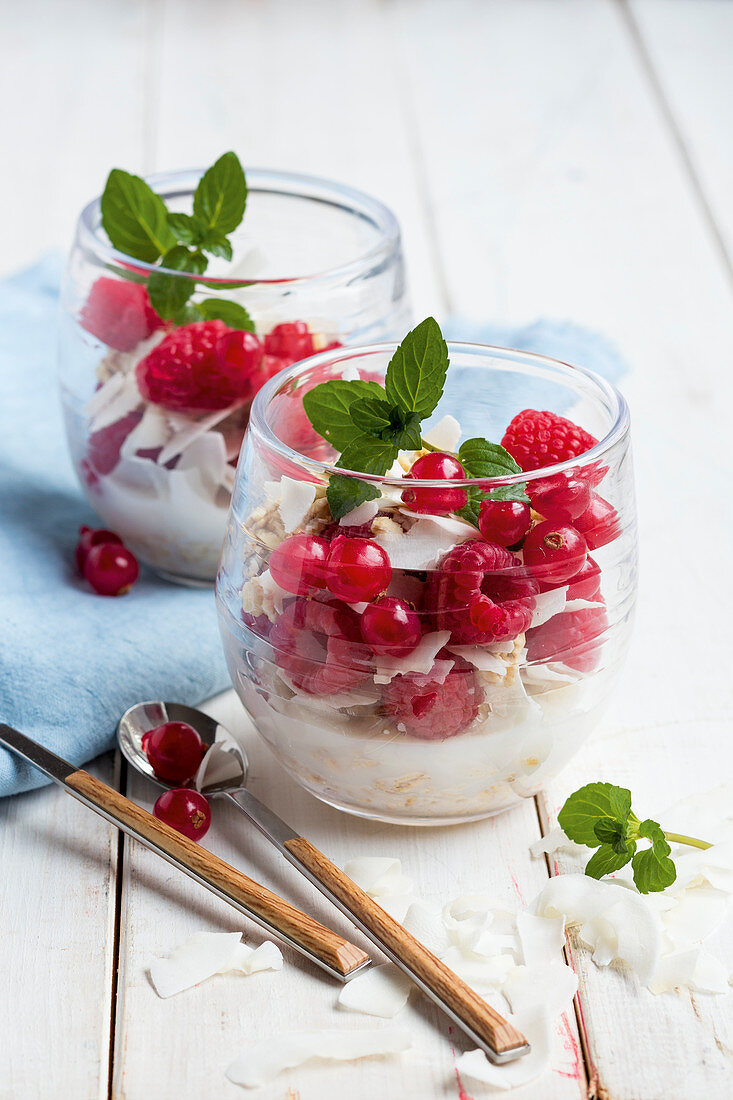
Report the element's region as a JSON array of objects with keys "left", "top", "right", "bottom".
[{"left": 663, "top": 831, "right": 712, "bottom": 850}]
